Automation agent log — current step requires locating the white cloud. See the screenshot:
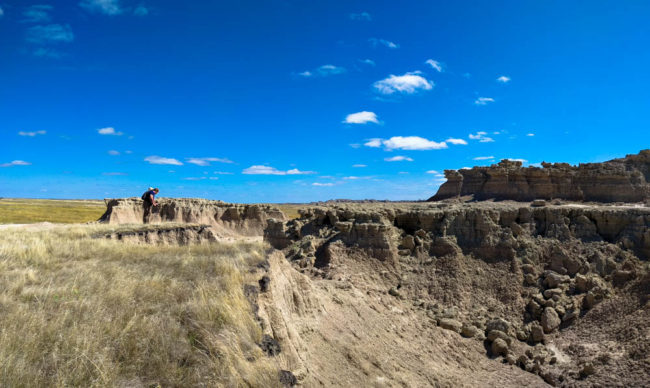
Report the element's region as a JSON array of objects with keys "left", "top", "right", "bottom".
[
  {"left": 298, "top": 65, "right": 346, "bottom": 78},
  {"left": 102, "top": 172, "right": 127, "bottom": 176},
  {"left": 368, "top": 38, "right": 399, "bottom": 49},
  {"left": 298, "top": 64, "right": 346, "bottom": 78},
  {"left": 373, "top": 72, "right": 433, "bottom": 94},
  {"left": 108, "top": 150, "right": 120, "bottom": 156},
  {"left": 384, "top": 156, "right": 413, "bottom": 162},
  {"left": 317, "top": 64, "right": 345, "bottom": 76},
  {"left": 426, "top": 170, "right": 439, "bottom": 174},
  {"left": 133, "top": 5, "right": 149, "bottom": 16},
  {"left": 446, "top": 138, "right": 467, "bottom": 145},
  {"left": 425, "top": 59, "right": 443, "bottom": 72},
  {"left": 364, "top": 138, "right": 382, "bottom": 148},
  {"left": 213, "top": 171, "right": 234, "bottom": 175},
  {"left": 186, "top": 157, "right": 234, "bottom": 166},
  {"left": 312, "top": 182, "right": 334, "bottom": 186},
  {"left": 473, "top": 156, "right": 494, "bottom": 160},
  {"left": 26, "top": 24, "right": 74, "bottom": 44},
  {"left": 381, "top": 136, "right": 447, "bottom": 150},
  {"left": 97, "top": 127, "right": 123, "bottom": 136},
  {"left": 474, "top": 97, "right": 495, "bottom": 105},
  {"left": 22, "top": 5, "right": 54, "bottom": 23},
  {"left": 33, "top": 47, "right": 64, "bottom": 58},
  {"left": 359, "top": 59, "right": 375, "bottom": 66},
  {"left": 526, "top": 133, "right": 535, "bottom": 137},
  {"left": 497, "top": 76, "right": 511, "bottom": 83},
  {"left": 144, "top": 155, "right": 183, "bottom": 165},
  {"left": 352, "top": 164, "right": 367, "bottom": 168},
  {"left": 343, "top": 111, "right": 379, "bottom": 124},
  {"left": 79, "top": 0, "right": 123, "bottom": 15},
  {"left": 468, "top": 131, "right": 494, "bottom": 143},
  {"left": 1, "top": 160, "right": 31, "bottom": 167},
  {"left": 349, "top": 12, "right": 371, "bottom": 21},
  {"left": 208, "top": 177, "right": 219, "bottom": 180},
  {"left": 242, "top": 165, "right": 315, "bottom": 175},
  {"left": 505, "top": 158, "right": 527, "bottom": 163},
  {"left": 183, "top": 177, "right": 207, "bottom": 181},
  {"left": 18, "top": 130, "right": 46, "bottom": 136},
  {"left": 125, "top": 150, "right": 133, "bottom": 154},
  {"left": 0, "top": 7, "right": 4, "bottom": 18}
]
